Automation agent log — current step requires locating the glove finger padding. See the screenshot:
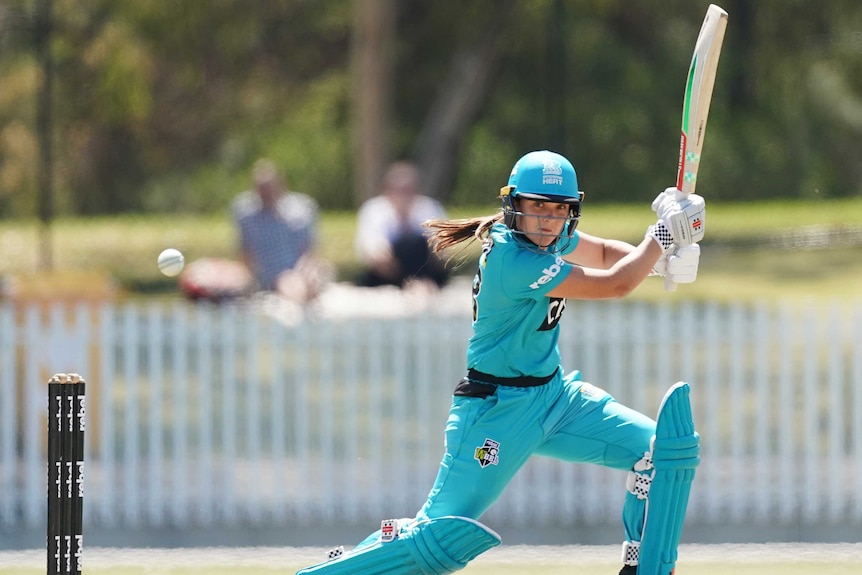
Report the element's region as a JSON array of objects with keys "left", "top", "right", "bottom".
[
  {"left": 652, "top": 186, "right": 690, "bottom": 215},
  {"left": 665, "top": 186, "right": 691, "bottom": 204},
  {"left": 666, "top": 244, "right": 701, "bottom": 284},
  {"left": 651, "top": 190, "right": 671, "bottom": 214}
]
